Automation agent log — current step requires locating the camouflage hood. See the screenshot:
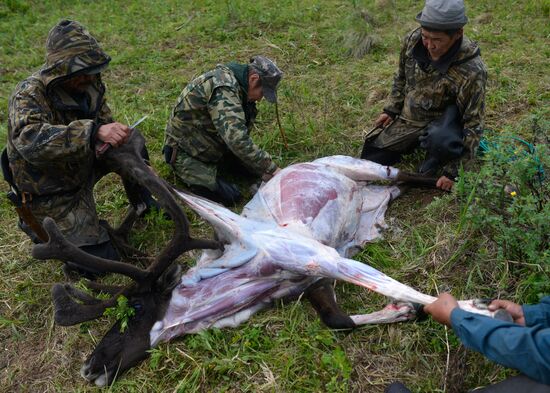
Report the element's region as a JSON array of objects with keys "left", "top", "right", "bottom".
[{"left": 40, "top": 20, "right": 111, "bottom": 91}]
